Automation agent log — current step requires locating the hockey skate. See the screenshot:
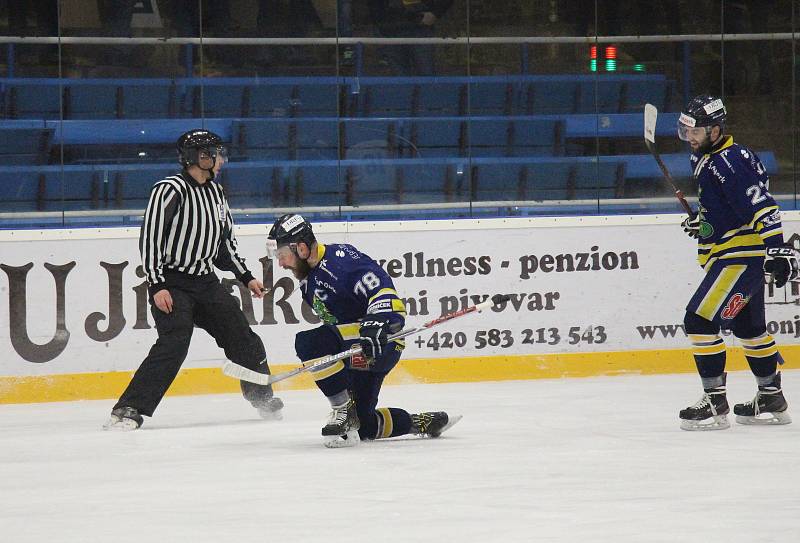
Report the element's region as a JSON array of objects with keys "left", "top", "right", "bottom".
[
  {"left": 734, "top": 373, "right": 791, "bottom": 426},
  {"left": 411, "top": 412, "right": 463, "bottom": 437},
  {"left": 252, "top": 397, "right": 284, "bottom": 421},
  {"left": 322, "top": 399, "right": 361, "bottom": 448},
  {"left": 679, "top": 378, "right": 730, "bottom": 431},
  {"left": 103, "top": 406, "right": 143, "bottom": 431}
]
